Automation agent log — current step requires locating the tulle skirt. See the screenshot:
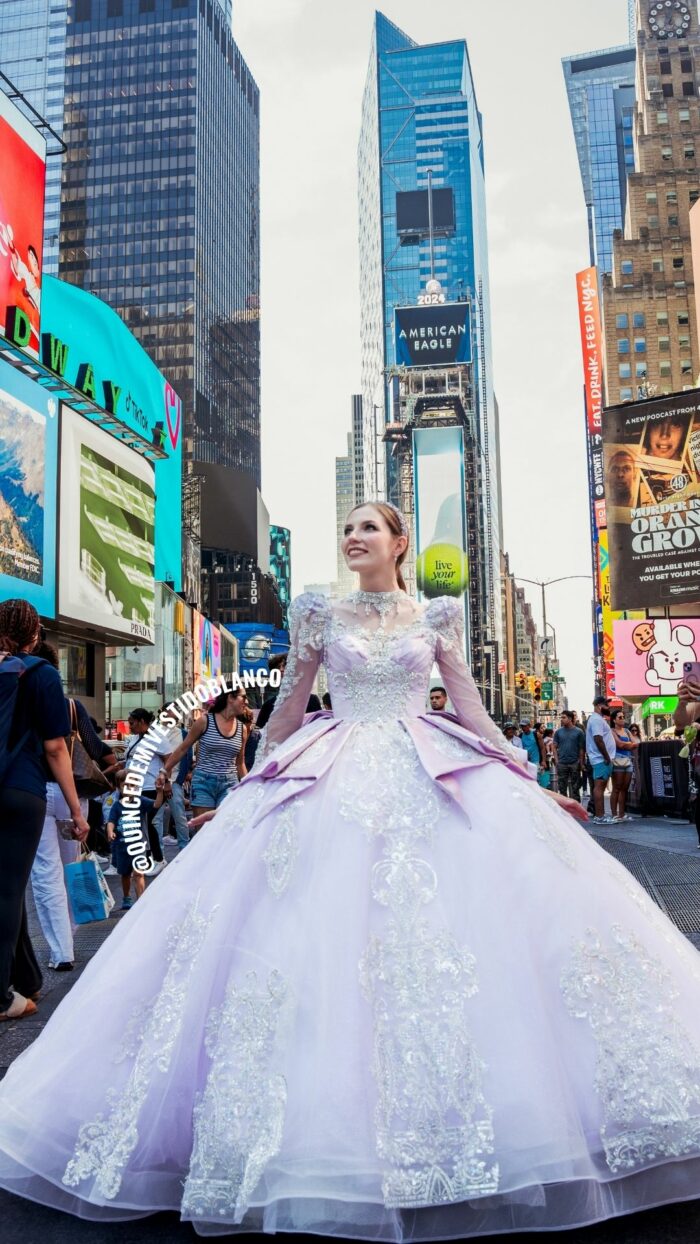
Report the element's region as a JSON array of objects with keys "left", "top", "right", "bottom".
[{"left": 1, "top": 714, "right": 700, "bottom": 1239}]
